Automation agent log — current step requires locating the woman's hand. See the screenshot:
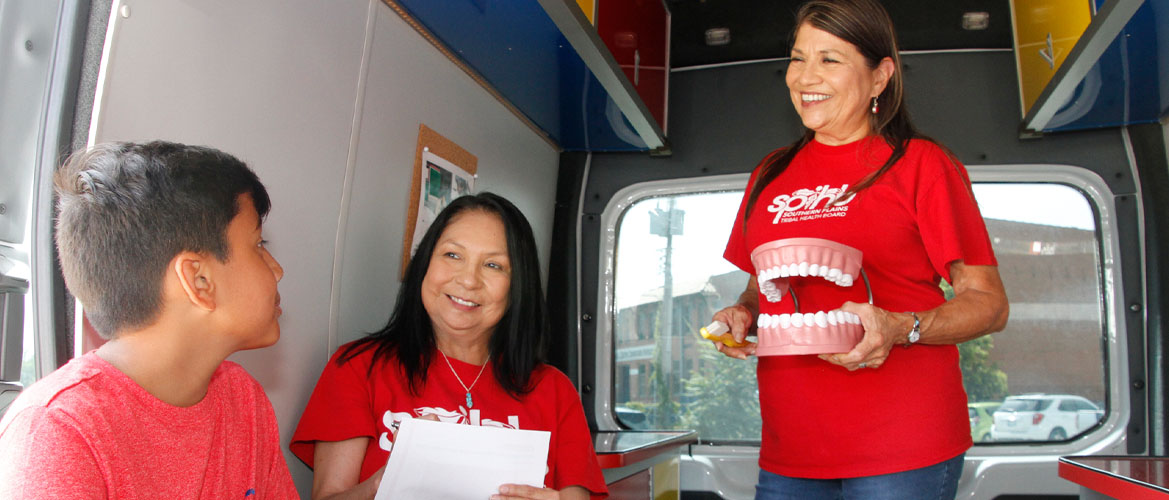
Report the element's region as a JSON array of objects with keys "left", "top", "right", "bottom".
[
  {"left": 818, "top": 301, "right": 908, "bottom": 370},
  {"left": 709, "top": 277, "right": 761, "bottom": 360},
  {"left": 818, "top": 261, "right": 1008, "bottom": 371},
  {"left": 492, "top": 485, "right": 589, "bottom": 500},
  {"left": 710, "top": 304, "right": 758, "bottom": 360}
]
